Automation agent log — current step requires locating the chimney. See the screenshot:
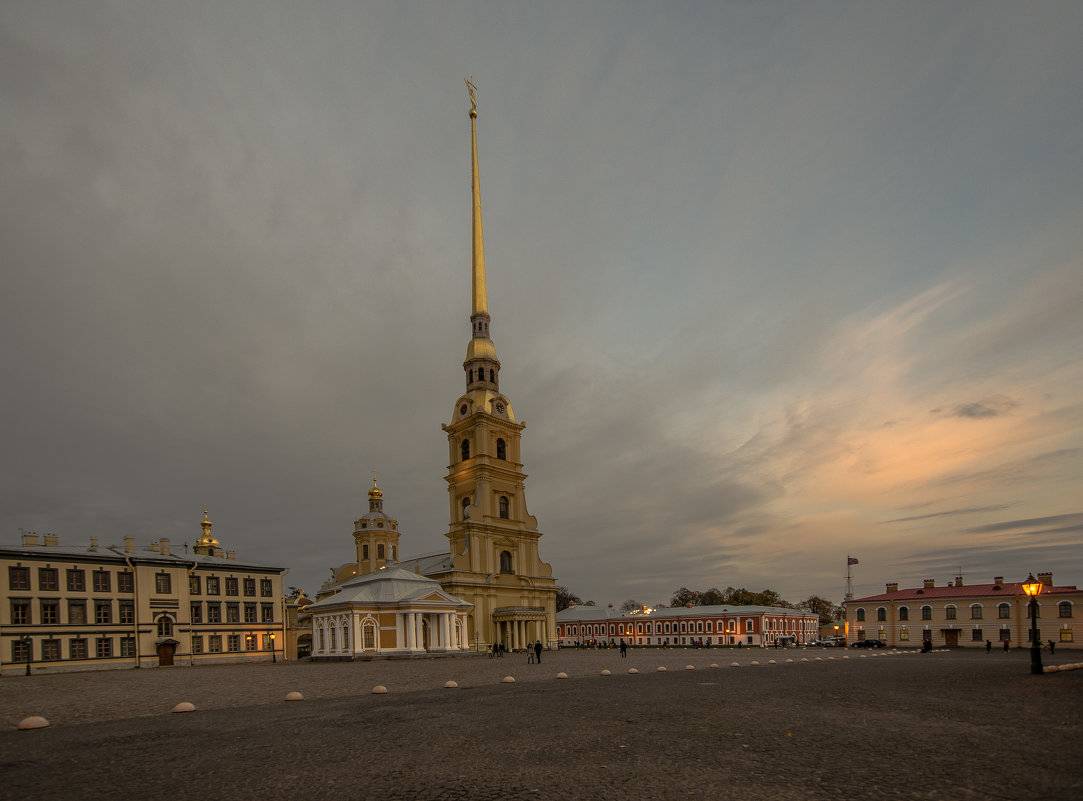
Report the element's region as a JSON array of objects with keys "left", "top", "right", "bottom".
[
  {"left": 886, "top": 583, "right": 898, "bottom": 593},
  {"left": 159, "top": 538, "right": 170, "bottom": 556},
  {"left": 89, "top": 537, "right": 98, "bottom": 549},
  {"left": 124, "top": 537, "right": 135, "bottom": 554},
  {"left": 1037, "top": 572, "right": 1053, "bottom": 587},
  {"left": 43, "top": 533, "right": 58, "bottom": 546},
  {"left": 993, "top": 576, "right": 1004, "bottom": 586},
  {"left": 22, "top": 533, "right": 39, "bottom": 547},
  {"left": 954, "top": 575, "right": 964, "bottom": 587},
  {"left": 149, "top": 542, "right": 160, "bottom": 553},
  {"left": 923, "top": 579, "right": 935, "bottom": 589},
  {"left": 226, "top": 550, "right": 236, "bottom": 560}
]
